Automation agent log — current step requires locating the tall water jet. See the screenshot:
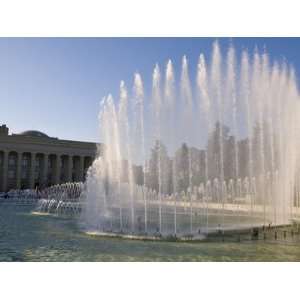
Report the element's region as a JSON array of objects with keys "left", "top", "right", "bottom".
[
  {"left": 180, "top": 55, "right": 194, "bottom": 234},
  {"left": 269, "top": 63, "right": 279, "bottom": 224},
  {"left": 152, "top": 64, "right": 163, "bottom": 233},
  {"left": 286, "top": 67, "right": 299, "bottom": 222},
  {"left": 241, "top": 50, "right": 254, "bottom": 223},
  {"left": 164, "top": 59, "right": 177, "bottom": 234},
  {"left": 277, "top": 63, "right": 288, "bottom": 224},
  {"left": 119, "top": 81, "right": 133, "bottom": 231},
  {"left": 211, "top": 40, "right": 225, "bottom": 228},
  {"left": 197, "top": 53, "right": 210, "bottom": 233},
  {"left": 133, "top": 73, "right": 146, "bottom": 232},
  {"left": 118, "top": 82, "right": 126, "bottom": 230},
  {"left": 226, "top": 45, "right": 239, "bottom": 181},
  {"left": 251, "top": 50, "right": 266, "bottom": 224},
  {"left": 106, "top": 95, "right": 122, "bottom": 230},
  {"left": 261, "top": 52, "right": 271, "bottom": 225},
  {"left": 197, "top": 54, "right": 210, "bottom": 182}
]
